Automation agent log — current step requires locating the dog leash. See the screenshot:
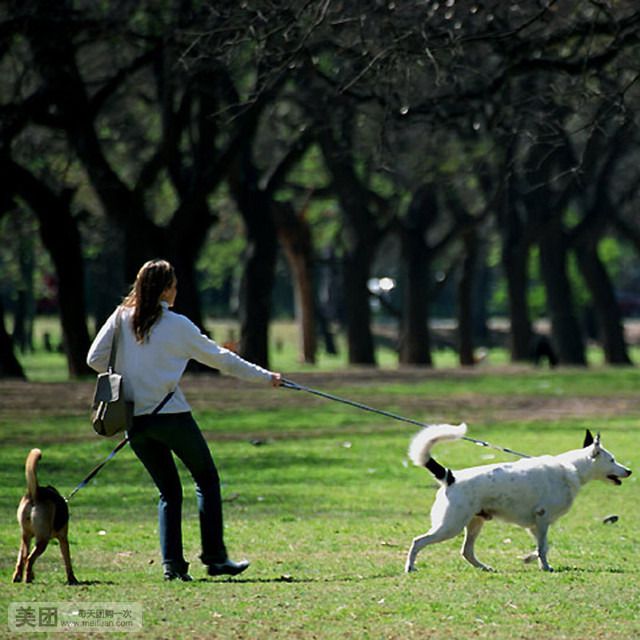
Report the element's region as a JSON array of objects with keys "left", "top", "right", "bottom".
[
  {"left": 66, "top": 437, "right": 129, "bottom": 501},
  {"left": 281, "top": 377, "right": 530, "bottom": 459},
  {"left": 67, "top": 377, "right": 527, "bottom": 502},
  {"left": 67, "top": 390, "right": 176, "bottom": 501}
]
